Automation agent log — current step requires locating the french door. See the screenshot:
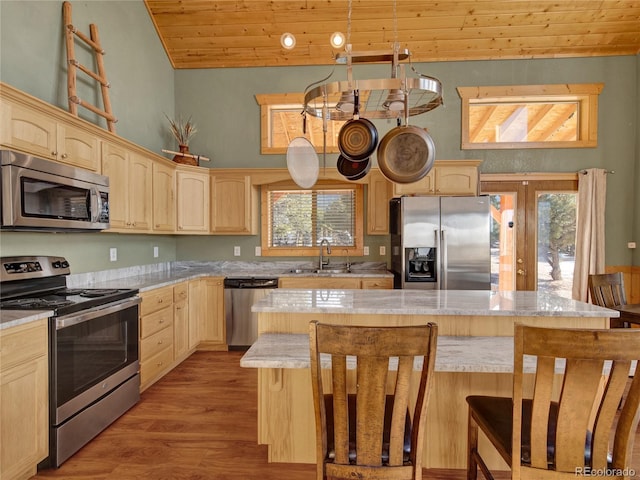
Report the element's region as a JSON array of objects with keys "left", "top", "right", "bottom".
[{"left": 481, "top": 176, "right": 577, "bottom": 296}]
